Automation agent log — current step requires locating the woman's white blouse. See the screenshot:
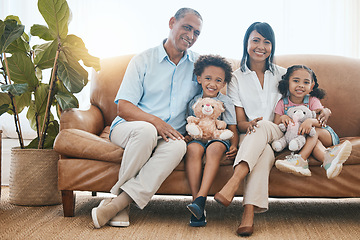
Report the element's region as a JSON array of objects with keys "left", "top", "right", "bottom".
[{"left": 227, "top": 65, "right": 286, "bottom": 122}]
